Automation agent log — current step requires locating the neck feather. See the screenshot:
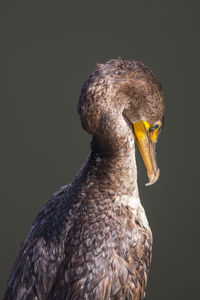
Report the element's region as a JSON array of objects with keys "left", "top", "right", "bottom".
[{"left": 78, "top": 125, "right": 140, "bottom": 205}]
